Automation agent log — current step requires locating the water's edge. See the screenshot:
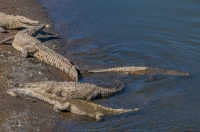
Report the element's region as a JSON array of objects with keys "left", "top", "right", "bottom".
[{"left": 37, "top": 0, "right": 200, "bottom": 131}]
